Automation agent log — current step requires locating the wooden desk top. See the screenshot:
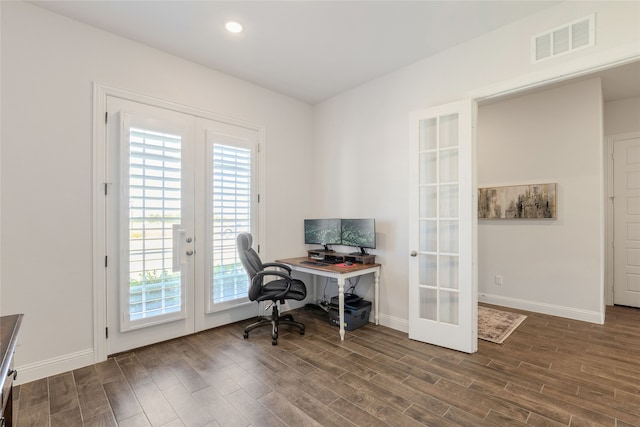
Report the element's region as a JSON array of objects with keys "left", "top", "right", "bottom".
[
  {"left": 276, "top": 257, "right": 380, "bottom": 273},
  {"left": 1, "top": 315, "right": 23, "bottom": 369}
]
